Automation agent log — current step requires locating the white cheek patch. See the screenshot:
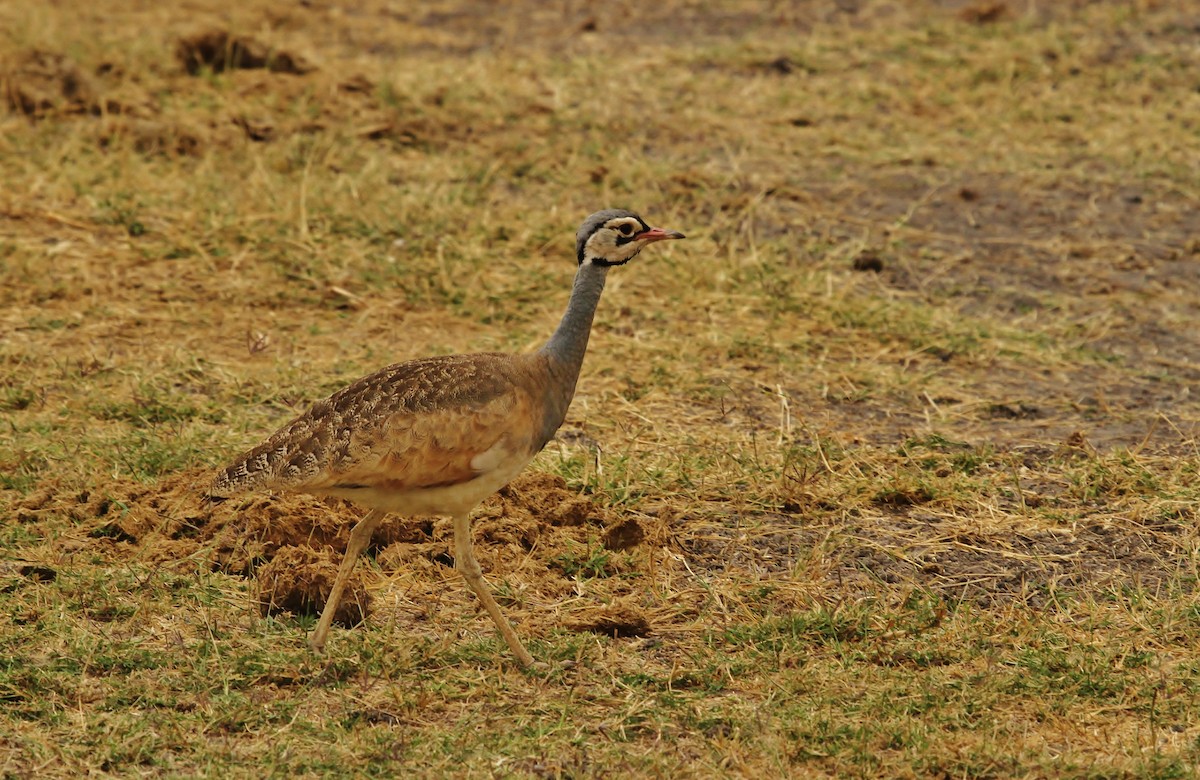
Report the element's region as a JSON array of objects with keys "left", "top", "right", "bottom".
[{"left": 588, "top": 232, "right": 616, "bottom": 255}]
